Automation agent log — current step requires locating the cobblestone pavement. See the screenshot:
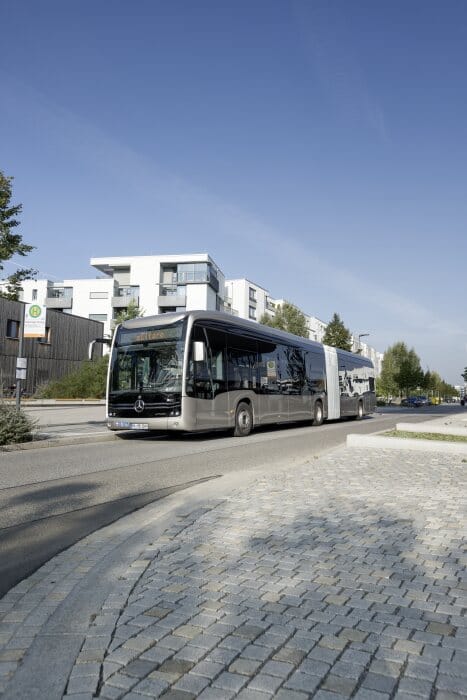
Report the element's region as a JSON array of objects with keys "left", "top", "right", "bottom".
[{"left": 1, "top": 446, "right": 466, "bottom": 699}]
